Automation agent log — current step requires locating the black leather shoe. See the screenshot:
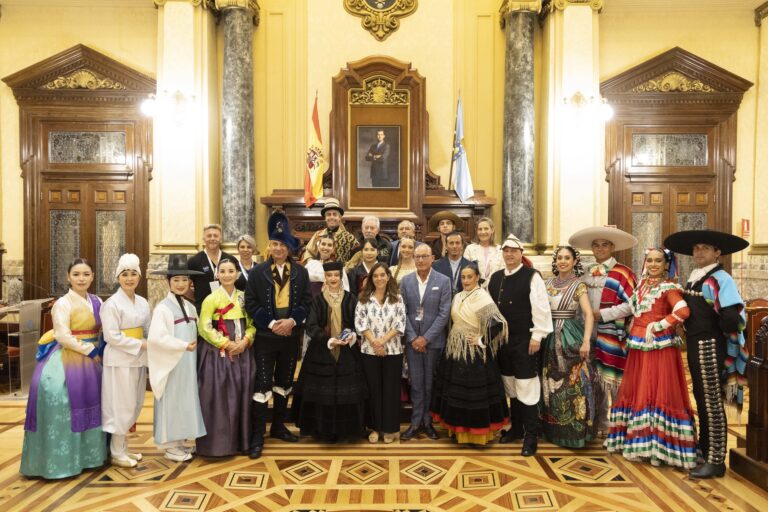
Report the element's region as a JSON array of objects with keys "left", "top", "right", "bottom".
[
  {"left": 424, "top": 424, "right": 439, "bottom": 440},
  {"left": 521, "top": 436, "right": 538, "bottom": 457},
  {"left": 270, "top": 426, "right": 299, "bottom": 442},
  {"left": 401, "top": 425, "right": 421, "bottom": 441},
  {"left": 499, "top": 429, "right": 521, "bottom": 444},
  {"left": 249, "top": 444, "right": 263, "bottom": 459},
  {"left": 689, "top": 463, "right": 726, "bottom": 479}
]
